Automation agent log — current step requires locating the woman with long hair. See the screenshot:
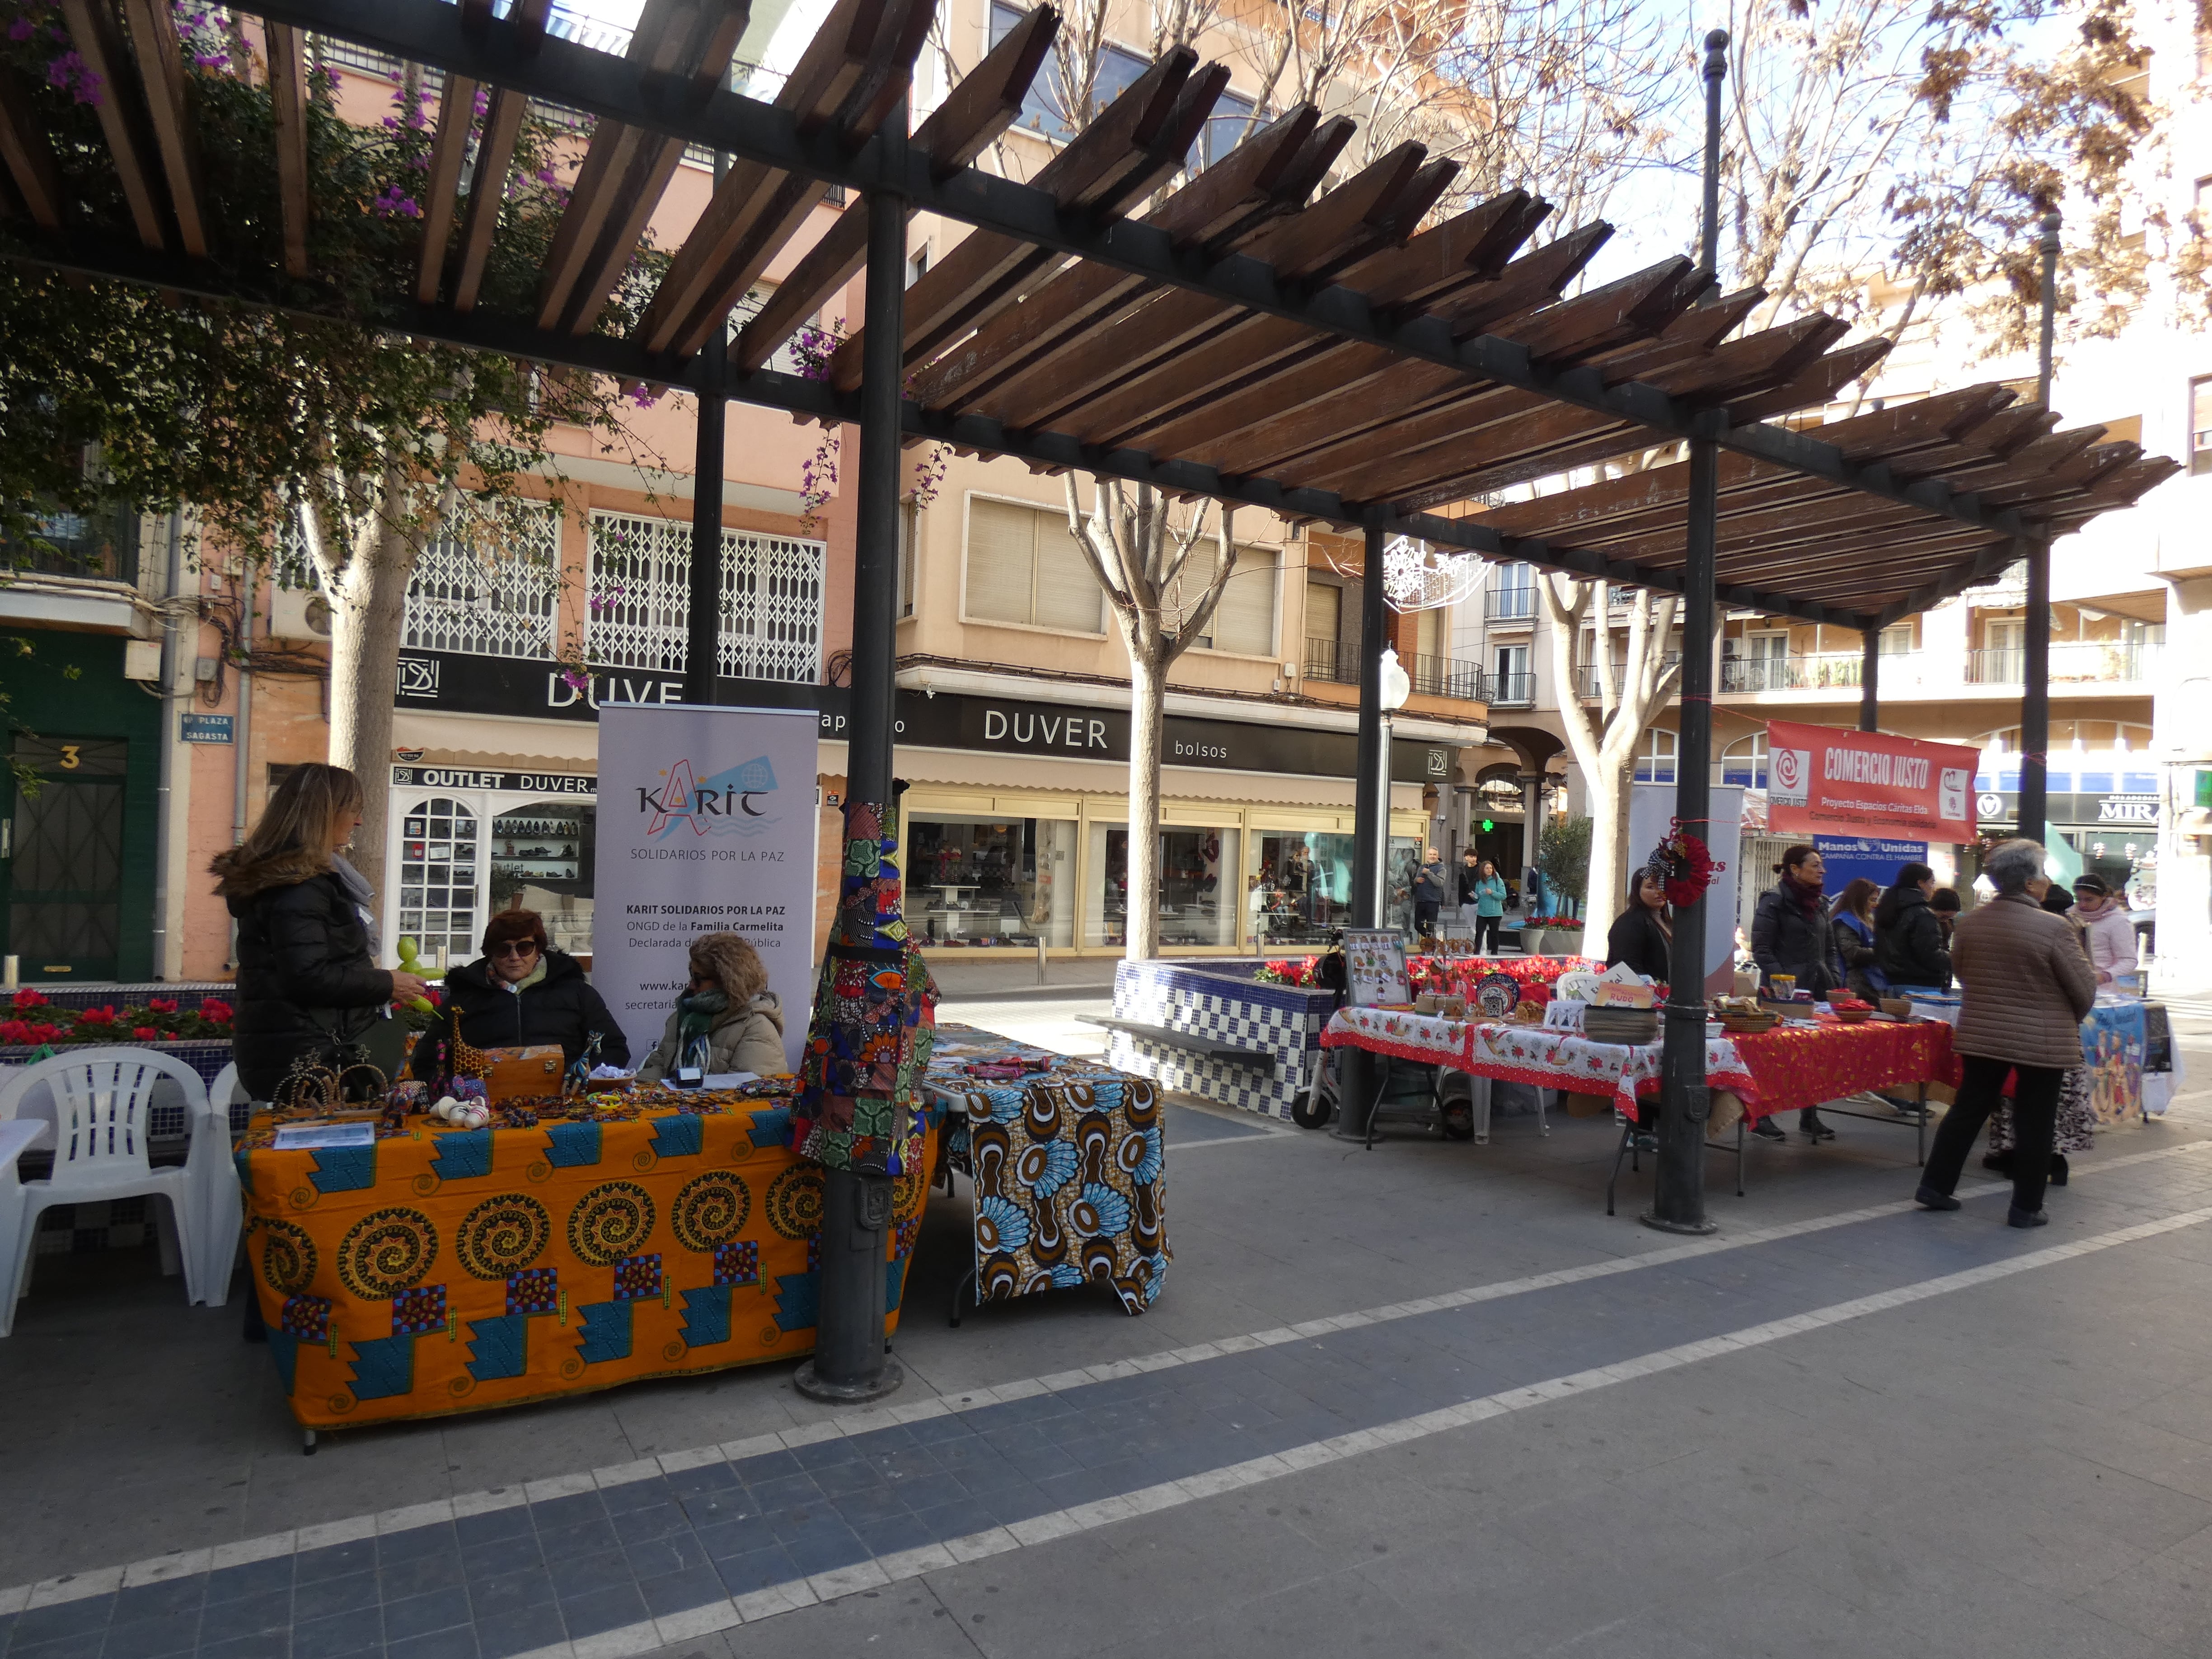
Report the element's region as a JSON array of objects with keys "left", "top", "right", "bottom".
[
  {"left": 1750, "top": 843, "right": 1845, "bottom": 1143},
  {"left": 636, "top": 931, "right": 788, "bottom": 1080},
  {"left": 211, "top": 764, "right": 428, "bottom": 1100},
  {"left": 1828, "top": 876, "right": 1887, "bottom": 1002},
  {"left": 1605, "top": 869, "right": 1673, "bottom": 982}
]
